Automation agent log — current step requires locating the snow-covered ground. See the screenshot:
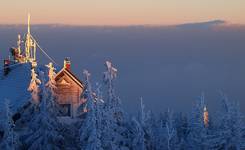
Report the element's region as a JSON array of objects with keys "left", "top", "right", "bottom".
[{"left": 0, "top": 63, "right": 31, "bottom": 113}]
